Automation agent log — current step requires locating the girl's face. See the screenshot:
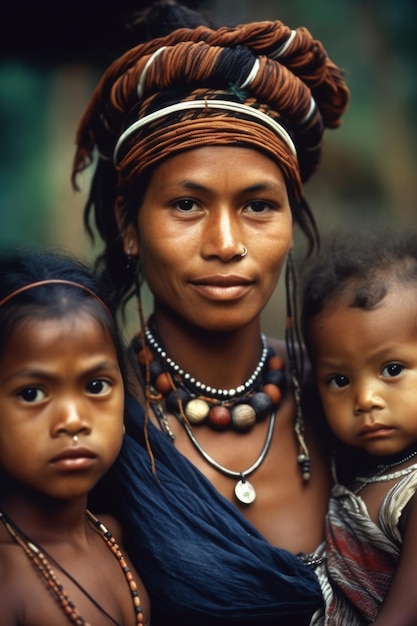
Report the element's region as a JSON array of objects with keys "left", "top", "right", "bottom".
[
  {"left": 123, "top": 146, "right": 293, "bottom": 332},
  {"left": 0, "top": 311, "right": 124, "bottom": 501},
  {"left": 309, "top": 286, "right": 417, "bottom": 457}
]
